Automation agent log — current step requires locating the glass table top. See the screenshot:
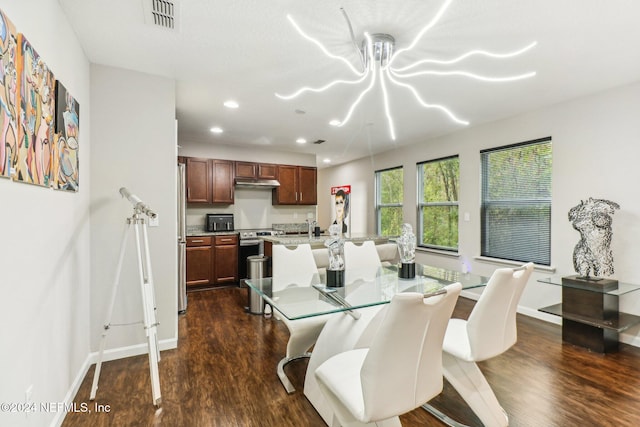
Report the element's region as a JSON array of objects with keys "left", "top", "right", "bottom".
[
  {"left": 245, "top": 264, "right": 489, "bottom": 320},
  {"left": 538, "top": 276, "right": 640, "bottom": 296}
]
